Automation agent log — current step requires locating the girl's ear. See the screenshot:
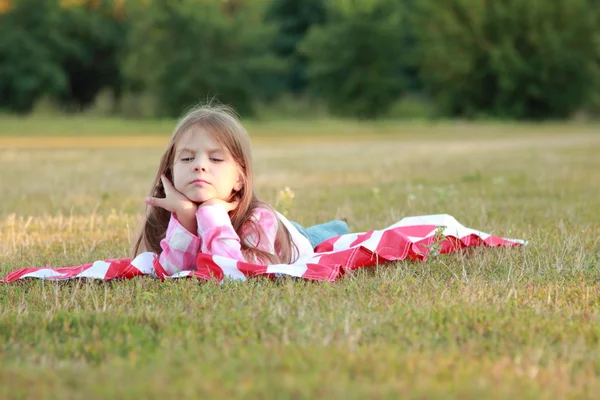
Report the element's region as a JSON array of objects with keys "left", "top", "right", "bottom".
[{"left": 234, "top": 177, "right": 243, "bottom": 192}]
